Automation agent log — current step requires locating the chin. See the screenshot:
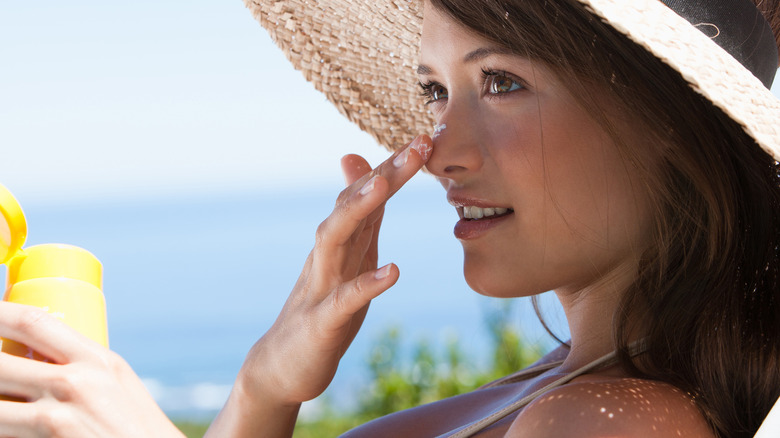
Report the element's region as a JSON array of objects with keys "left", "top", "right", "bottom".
[
  {"left": 463, "top": 262, "right": 529, "bottom": 298},
  {"left": 463, "top": 254, "right": 514, "bottom": 297},
  {"left": 462, "top": 253, "right": 552, "bottom": 298}
]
